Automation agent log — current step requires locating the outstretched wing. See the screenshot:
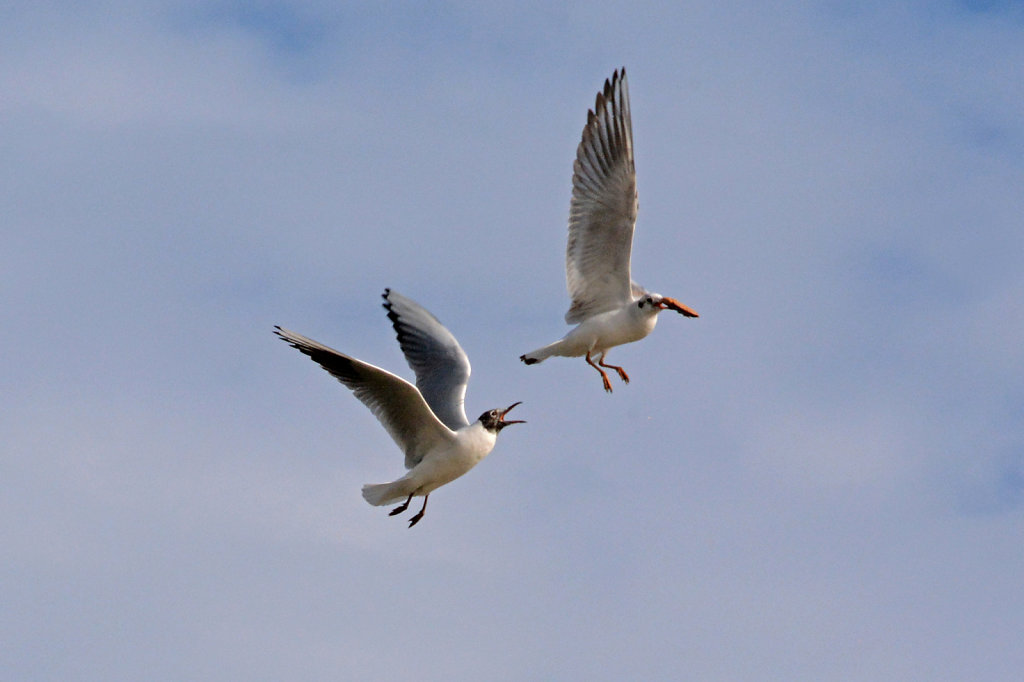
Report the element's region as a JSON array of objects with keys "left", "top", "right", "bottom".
[
  {"left": 381, "top": 289, "right": 471, "bottom": 430},
  {"left": 275, "top": 326, "right": 454, "bottom": 469},
  {"left": 564, "top": 67, "right": 638, "bottom": 324}
]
